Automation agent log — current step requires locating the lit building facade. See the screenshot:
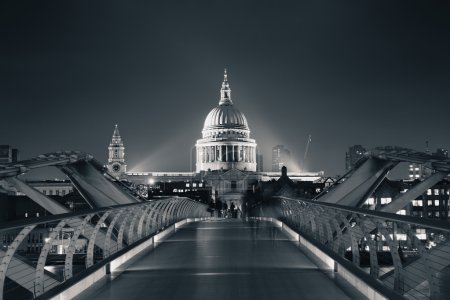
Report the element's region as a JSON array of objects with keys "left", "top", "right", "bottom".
[
  {"left": 271, "top": 145, "right": 291, "bottom": 172},
  {"left": 195, "top": 70, "right": 257, "bottom": 172},
  {"left": 0, "top": 145, "right": 19, "bottom": 164},
  {"left": 408, "top": 148, "right": 448, "bottom": 180}
]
